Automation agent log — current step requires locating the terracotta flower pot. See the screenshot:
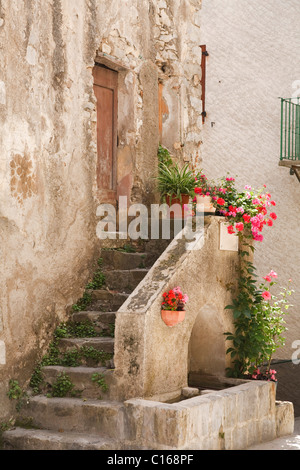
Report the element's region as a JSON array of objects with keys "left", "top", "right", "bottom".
[
  {"left": 196, "top": 195, "right": 216, "bottom": 214},
  {"left": 161, "top": 310, "right": 185, "bottom": 326},
  {"left": 165, "top": 194, "right": 190, "bottom": 219}
]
